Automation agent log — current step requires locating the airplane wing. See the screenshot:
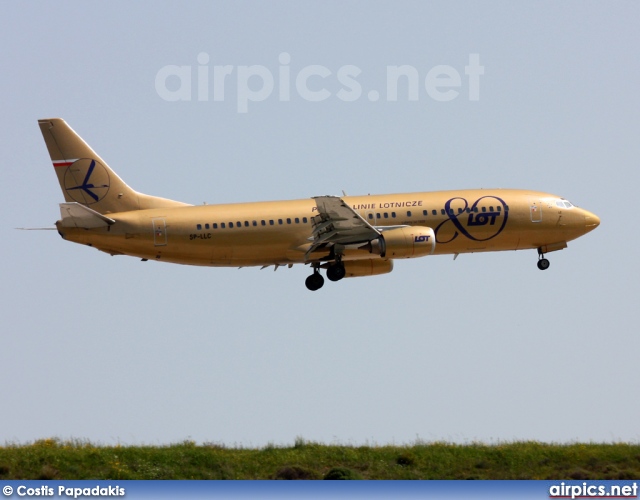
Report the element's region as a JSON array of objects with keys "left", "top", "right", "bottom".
[{"left": 305, "top": 196, "right": 381, "bottom": 260}]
